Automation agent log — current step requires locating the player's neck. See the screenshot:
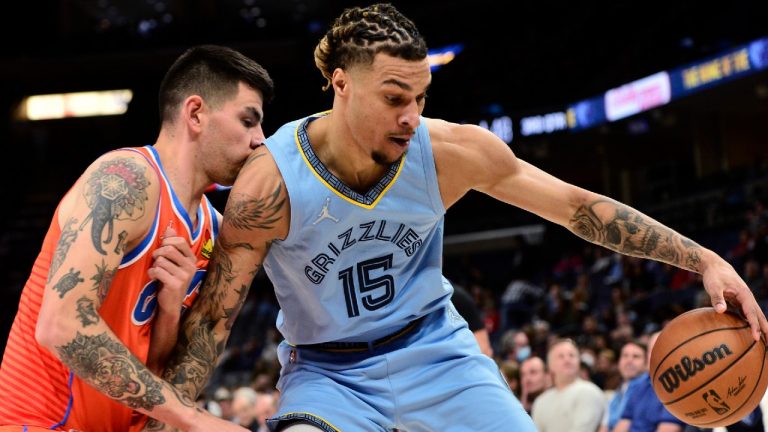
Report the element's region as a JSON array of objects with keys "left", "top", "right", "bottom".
[
  {"left": 308, "top": 114, "right": 390, "bottom": 193},
  {"left": 152, "top": 134, "right": 205, "bottom": 220}
]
